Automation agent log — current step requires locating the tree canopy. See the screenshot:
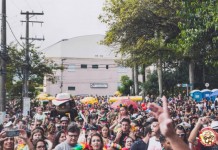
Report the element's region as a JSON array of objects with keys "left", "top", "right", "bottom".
[
  {"left": 100, "top": 0, "right": 218, "bottom": 96},
  {"left": 6, "top": 44, "right": 55, "bottom": 100},
  {"left": 172, "top": 0, "right": 218, "bottom": 64},
  {"left": 99, "top": 0, "right": 181, "bottom": 67}
]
